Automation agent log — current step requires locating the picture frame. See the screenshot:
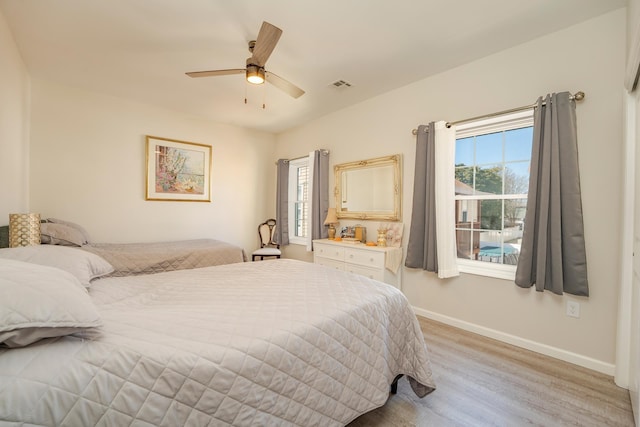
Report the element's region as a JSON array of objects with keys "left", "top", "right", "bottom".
[{"left": 145, "top": 135, "right": 212, "bottom": 202}]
